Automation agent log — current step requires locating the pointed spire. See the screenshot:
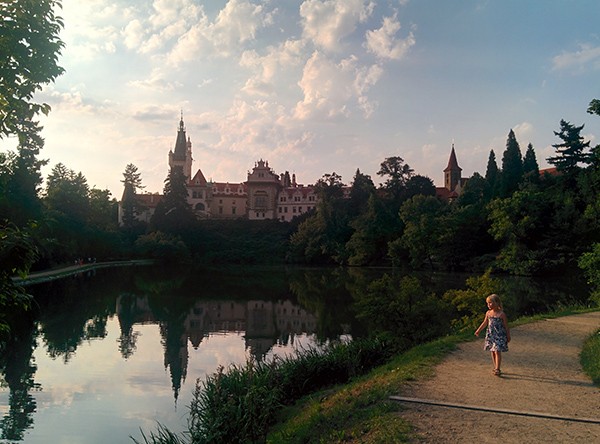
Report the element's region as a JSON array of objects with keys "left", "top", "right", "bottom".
[{"left": 444, "top": 143, "right": 462, "bottom": 172}]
